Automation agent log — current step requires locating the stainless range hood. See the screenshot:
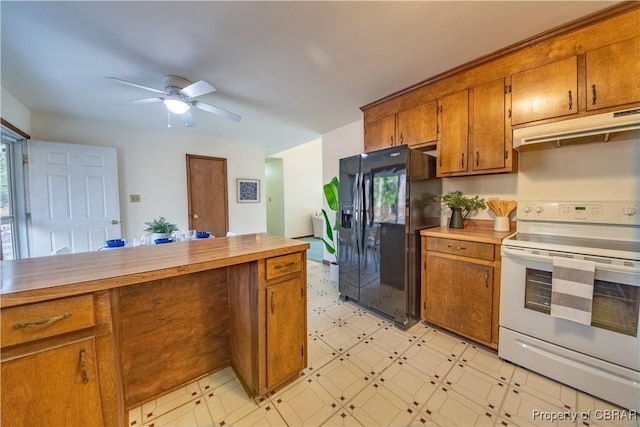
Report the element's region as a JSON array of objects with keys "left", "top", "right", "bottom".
[{"left": 513, "top": 108, "right": 640, "bottom": 151}]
